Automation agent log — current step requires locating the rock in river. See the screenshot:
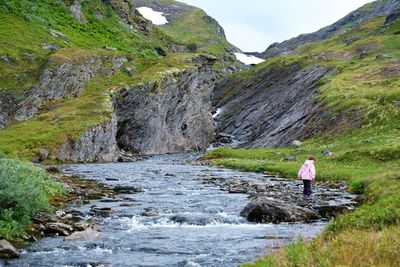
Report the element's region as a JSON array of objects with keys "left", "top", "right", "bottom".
[
  {"left": 0, "top": 239, "right": 20, "bottom": 259},
  {"left": 241, "top": 198, "right": 321, "bottom": 223}
]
